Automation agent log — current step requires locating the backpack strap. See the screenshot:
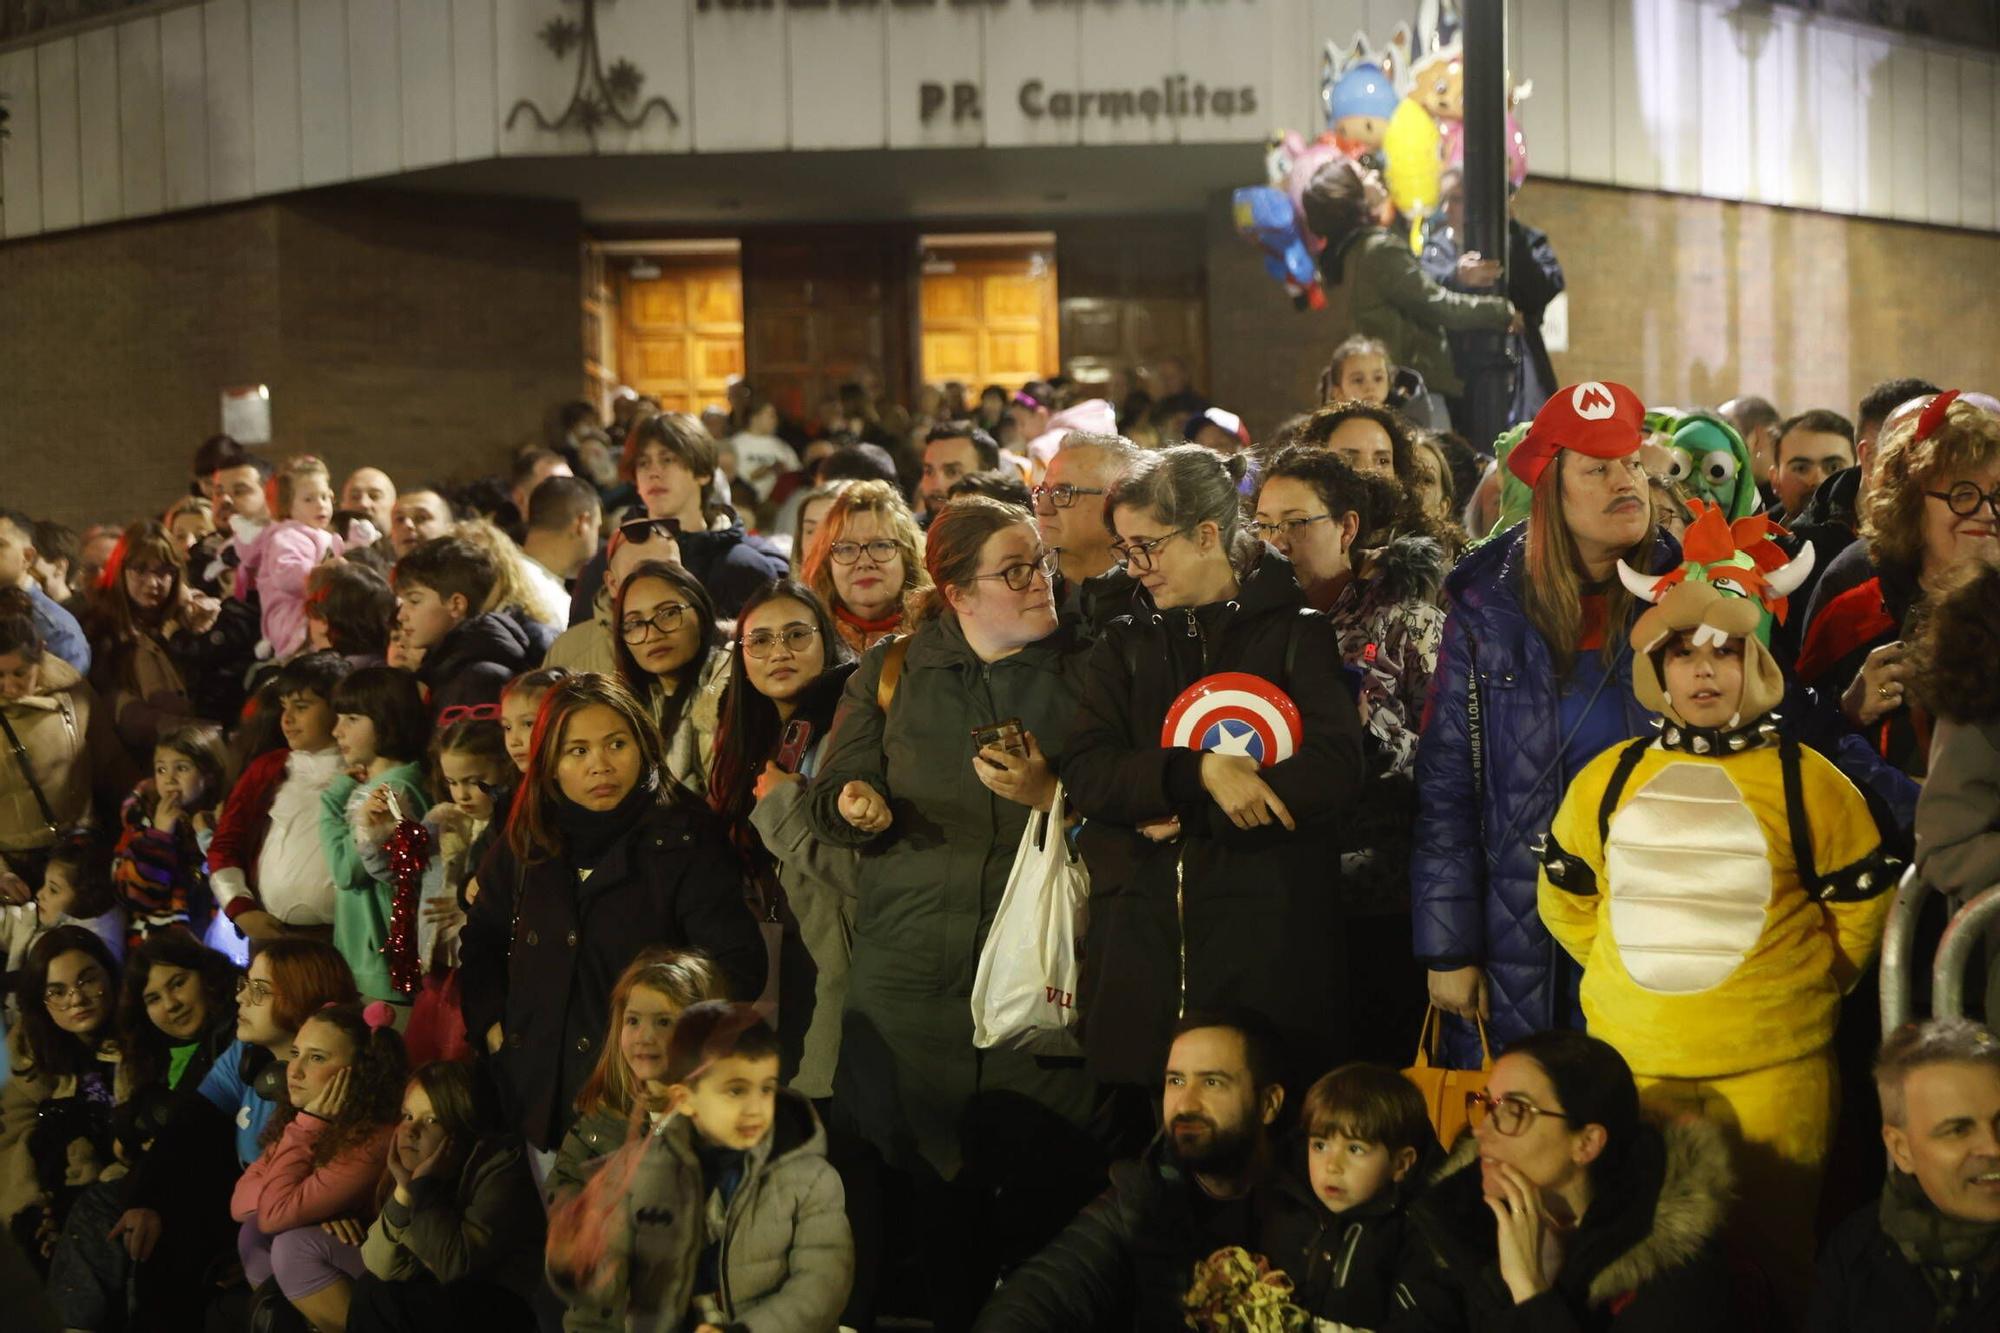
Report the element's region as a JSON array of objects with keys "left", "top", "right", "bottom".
[
  {"left": 1779, "top": 731, "right": 1821, "bottom": 895},
  {"left": 1595, "top": 736, "right": 1656, "bottom": 846},
  {"left": 875, "top": 636, "right": 911, "bottom": 714},
  {"left": 1284, "top": 610, "right": 1306, "bottom": 687}
]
